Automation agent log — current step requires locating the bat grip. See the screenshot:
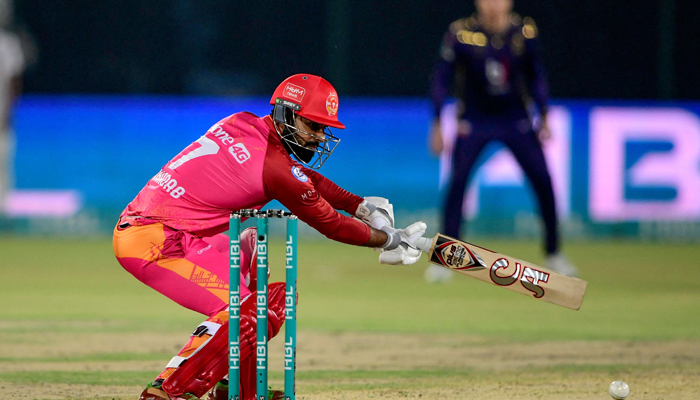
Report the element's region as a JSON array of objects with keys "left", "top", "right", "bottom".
[{"left": 415, "top": 236, "right": 433, "bottom": 253}]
